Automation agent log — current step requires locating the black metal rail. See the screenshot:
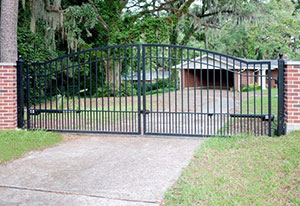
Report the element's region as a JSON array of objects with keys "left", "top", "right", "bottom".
[
  {"left": 230, "top": 114, "right": 275, "bottom": 121},
  {"left": 29, "top": 109, "right": 81, "bottom": 115}
]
